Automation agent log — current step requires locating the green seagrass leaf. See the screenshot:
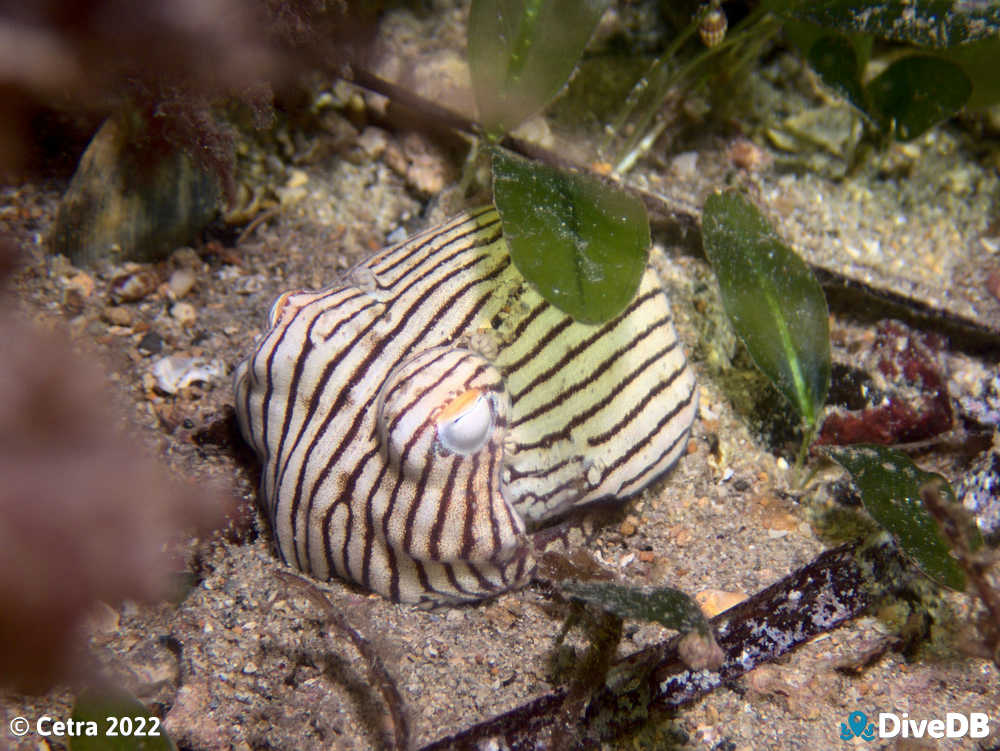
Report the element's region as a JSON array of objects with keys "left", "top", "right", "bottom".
[
  {"left": 561, "top": 580, "right": 710, "bottom": 634},
  {"left": 807, "top": 33, "right": 870, "bottom": 117},
  {"left": 701, "top": 190, "right": 831, "bottom": 427},
  {"left": 825, "top": 444, "right": 981, "bottom": 591},
  {"left": 492, "top": 148, "right": 649, "bottom": 324},
  {"left": 865, "top": 55, "right": 972, "bottom": 140},
  {"left": 468, "top": 0, "right": 610, "bottom": 138}
]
